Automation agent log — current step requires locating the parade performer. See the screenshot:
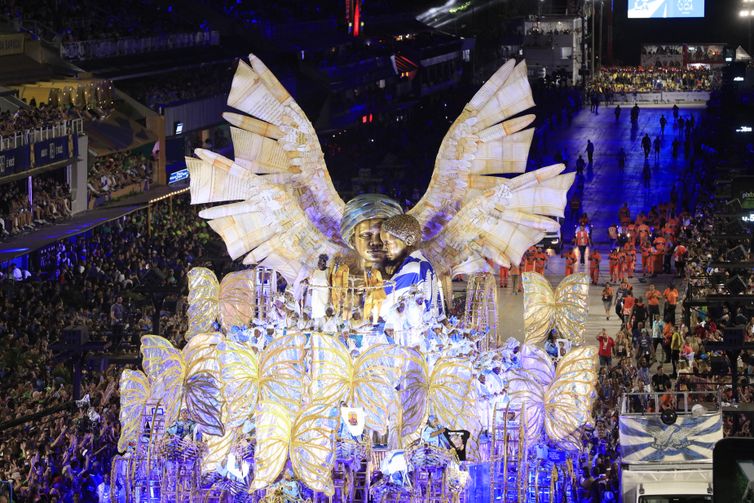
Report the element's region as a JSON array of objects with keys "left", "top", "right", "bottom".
[
  {"left": 565, "top": 248, "right": 577, "bottom": 276},
  {"left": 421, "top": 415, "right": 451, "bottom": 449},
  {"left": 309, "top": 254, "right": 330, "bottom": 330},
  {"left": 589, "top": 249, "right": 601, "bottom": 285},
  {"left": 330, "top": 255, "right": 351, "bottom": 319},
  {"left": 609, "top": 248, "right": 620, "bottom": 283}
]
